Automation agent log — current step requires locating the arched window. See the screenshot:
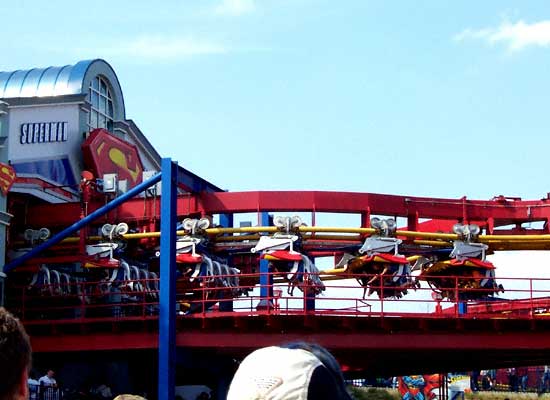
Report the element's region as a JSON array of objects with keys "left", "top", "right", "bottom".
[{"left": 88, "top": 76, "right": 114, "bottom": 132}]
